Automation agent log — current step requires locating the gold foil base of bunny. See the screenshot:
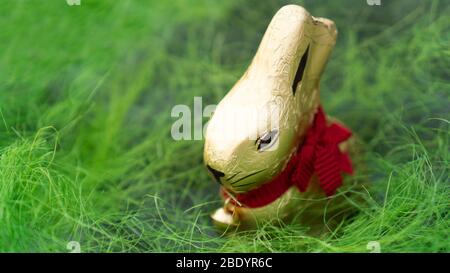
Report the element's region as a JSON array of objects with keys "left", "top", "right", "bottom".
[
  {"left": 211, "top": 177, "right": 361, "bottom": 232},
  {"left": 211, "top": 178, "right": 326, "bottom": 231}
]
